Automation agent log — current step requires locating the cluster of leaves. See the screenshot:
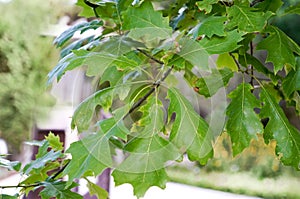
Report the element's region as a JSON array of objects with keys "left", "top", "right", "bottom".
[
  {"left": 0, "top": 0, "right": 57, "bottom": 154},
  {"left": 2, "top": 0, "right": 300, "bottom": 198}
]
